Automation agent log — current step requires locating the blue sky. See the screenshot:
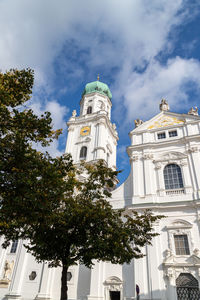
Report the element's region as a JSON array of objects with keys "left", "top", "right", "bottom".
[{"left": 1, "top": 0, "right": 200, "bottom": 183}]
